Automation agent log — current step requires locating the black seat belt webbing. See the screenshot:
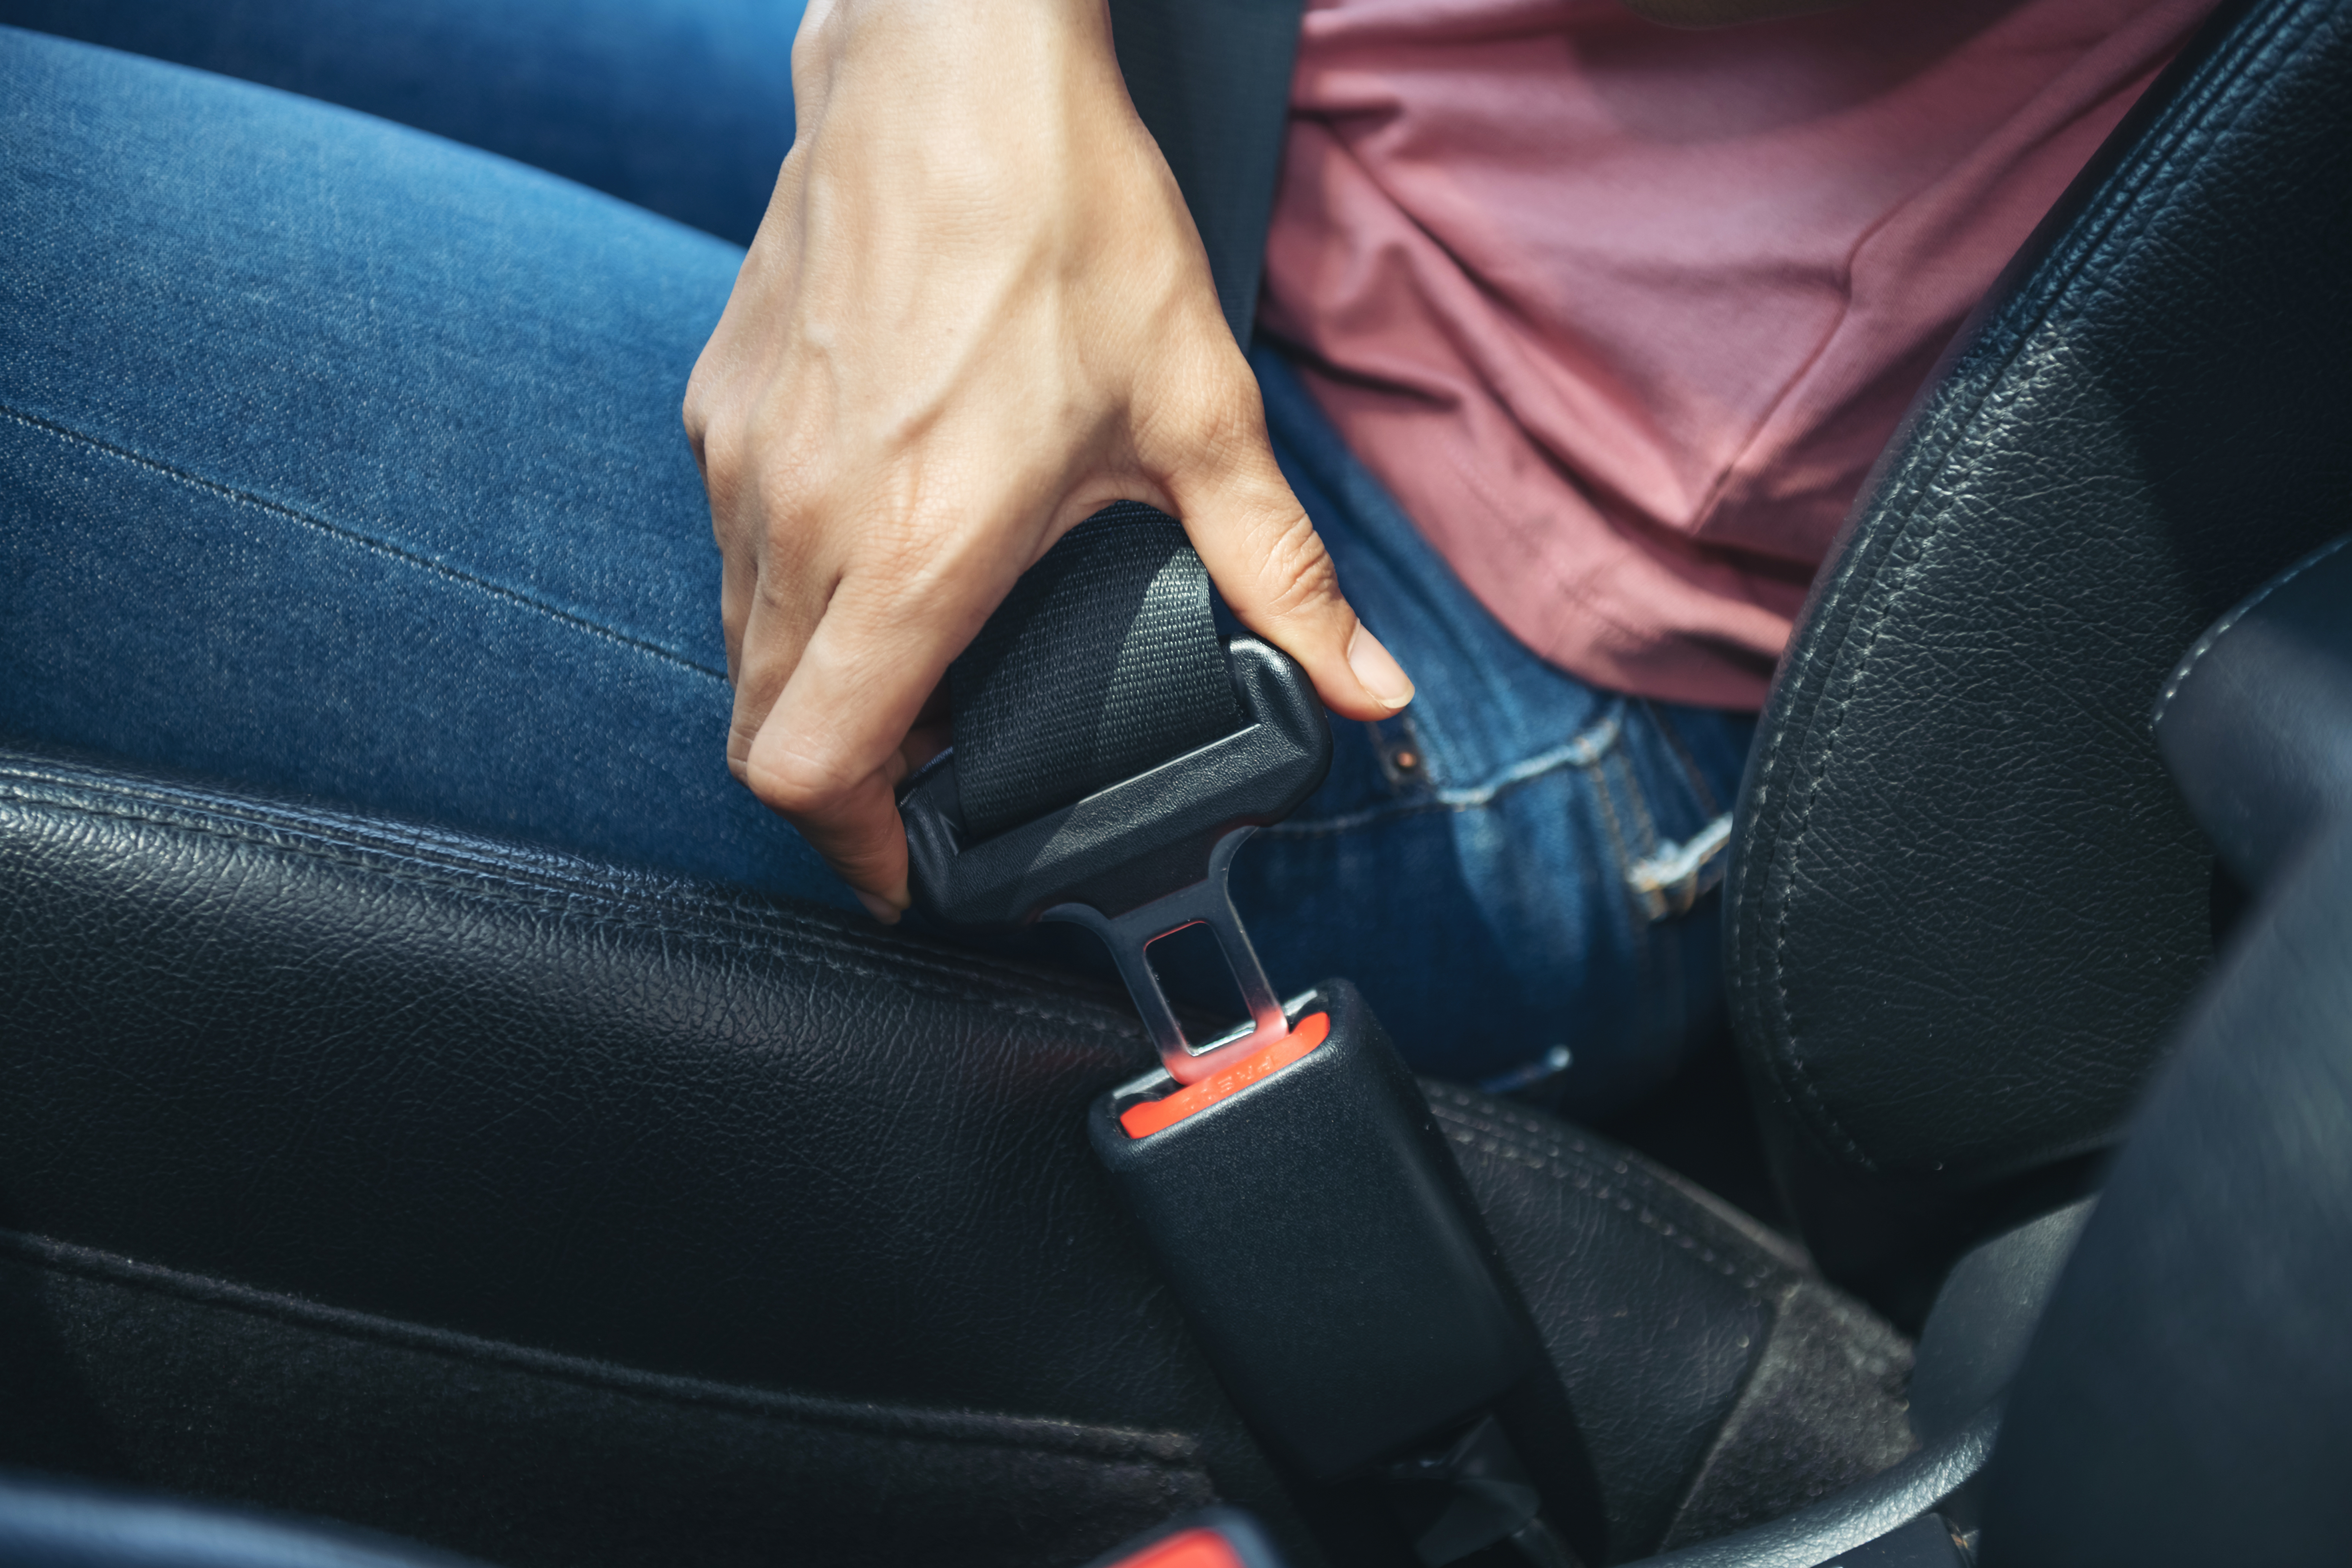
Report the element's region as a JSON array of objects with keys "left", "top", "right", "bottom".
[
  {"left": 949, "top": 503, "right": 1242, "bottom": 840},
  {"left": 945, "top": 0, "right": 1306, "bottom": 836},
  {"left": 1106, "top": 0, "right": 1308, "bottom": 346}
]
